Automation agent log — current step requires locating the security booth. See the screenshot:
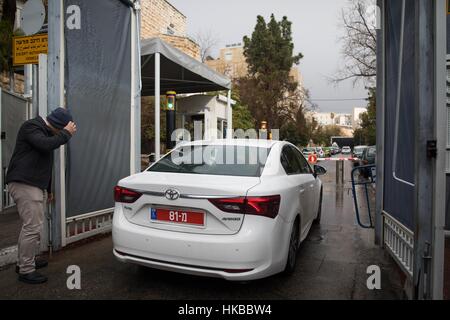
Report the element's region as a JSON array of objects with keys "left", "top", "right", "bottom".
[
  {"left": 376, "top": 0, "right": 447, "bottom": 299},
  {"left": 176, "top": 94, "right": 235, "bottom": 142},
  {"left": 140, "top": 38, "right": 232, "bottom": 159}
]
